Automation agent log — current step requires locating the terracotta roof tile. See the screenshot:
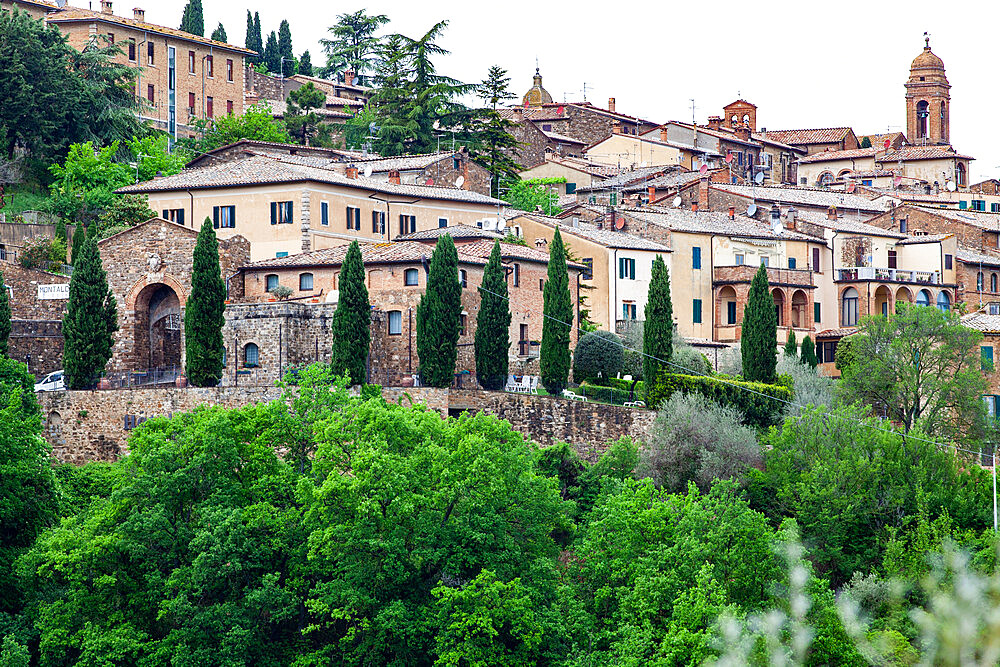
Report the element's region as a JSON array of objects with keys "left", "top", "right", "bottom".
[
  {"left": 397, "top": 224, "right": 502, "bottom": 241},
  {"left": 623, "top": 208, "right": 821, "bottom": 243},
  {"left": 798, "top": 147, "right": 880, "bottom": 164},
  {"left": 710, "top": 184, "right": 894, "bottom": 212},
  {"left": 877, "top": 146, "right": 974, "bottom": 162},
  {"left": 513, "top": 213, "right": 671, "bottom": 251},
  {"left": 763, "top": 127, "right": 854, "bottom": 146},
  {"left": 896, "top": 233, "right": 952, "bottom": 245},
  {"left": 962, "top": 312, "right": 1000, "bottom": 333},
  {"left": 956, "top": 245, "right": 1000, "bottom": 268}
]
